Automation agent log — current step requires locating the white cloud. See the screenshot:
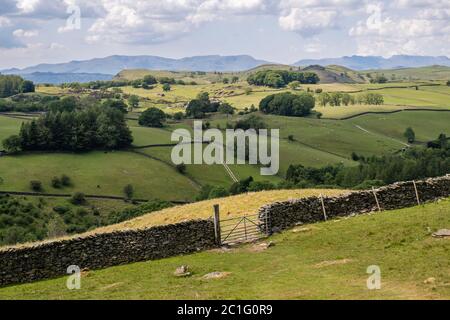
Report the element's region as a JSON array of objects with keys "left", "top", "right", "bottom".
[
  {"left": 16, "top": 0, "right": 40, "bottom": 14},
  {"left": 349, "top": 1, "right": 450, "bottom": 56},
  {"left": 13, "top": 28, "right": 39, "bottom": 37},
  {"left": 279, "top": 8, "right": 337, "bottom": 36},
  {"left": 0, "top": 16, "right": 12, "bottom": 27}
]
